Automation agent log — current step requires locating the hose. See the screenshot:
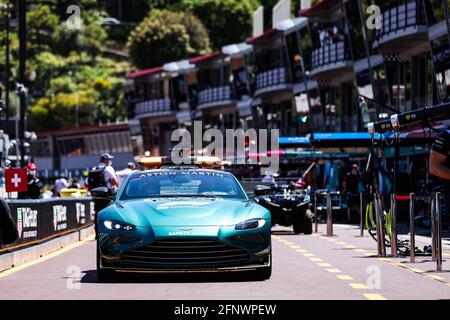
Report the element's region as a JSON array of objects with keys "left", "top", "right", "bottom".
[{"left": 365, "top": 201, "right": 431, "bottom": 256}]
